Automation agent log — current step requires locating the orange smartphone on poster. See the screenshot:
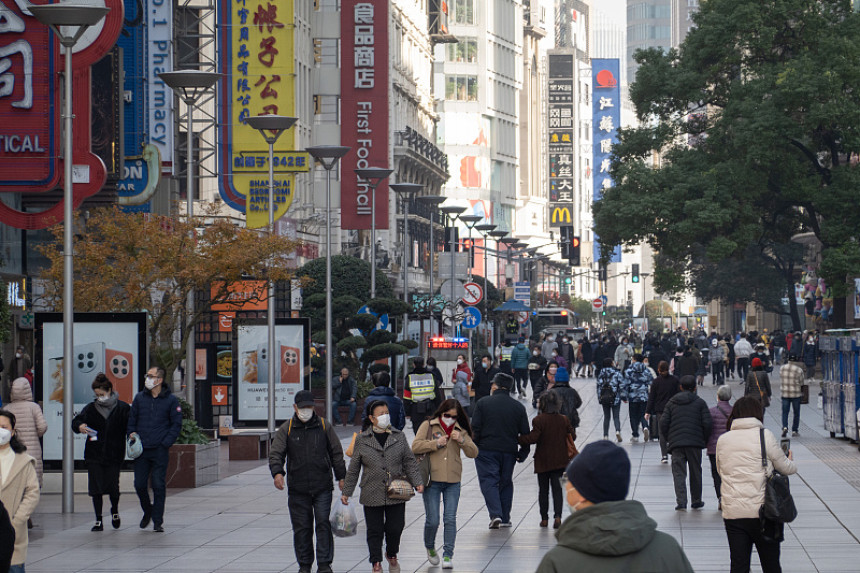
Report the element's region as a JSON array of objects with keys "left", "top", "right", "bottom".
[
  {"left": 105, "top": 349, "right": 134, "bottom": 403},
  {"left": 280, "top": 345, "right": 301, "bottom": 383}
]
